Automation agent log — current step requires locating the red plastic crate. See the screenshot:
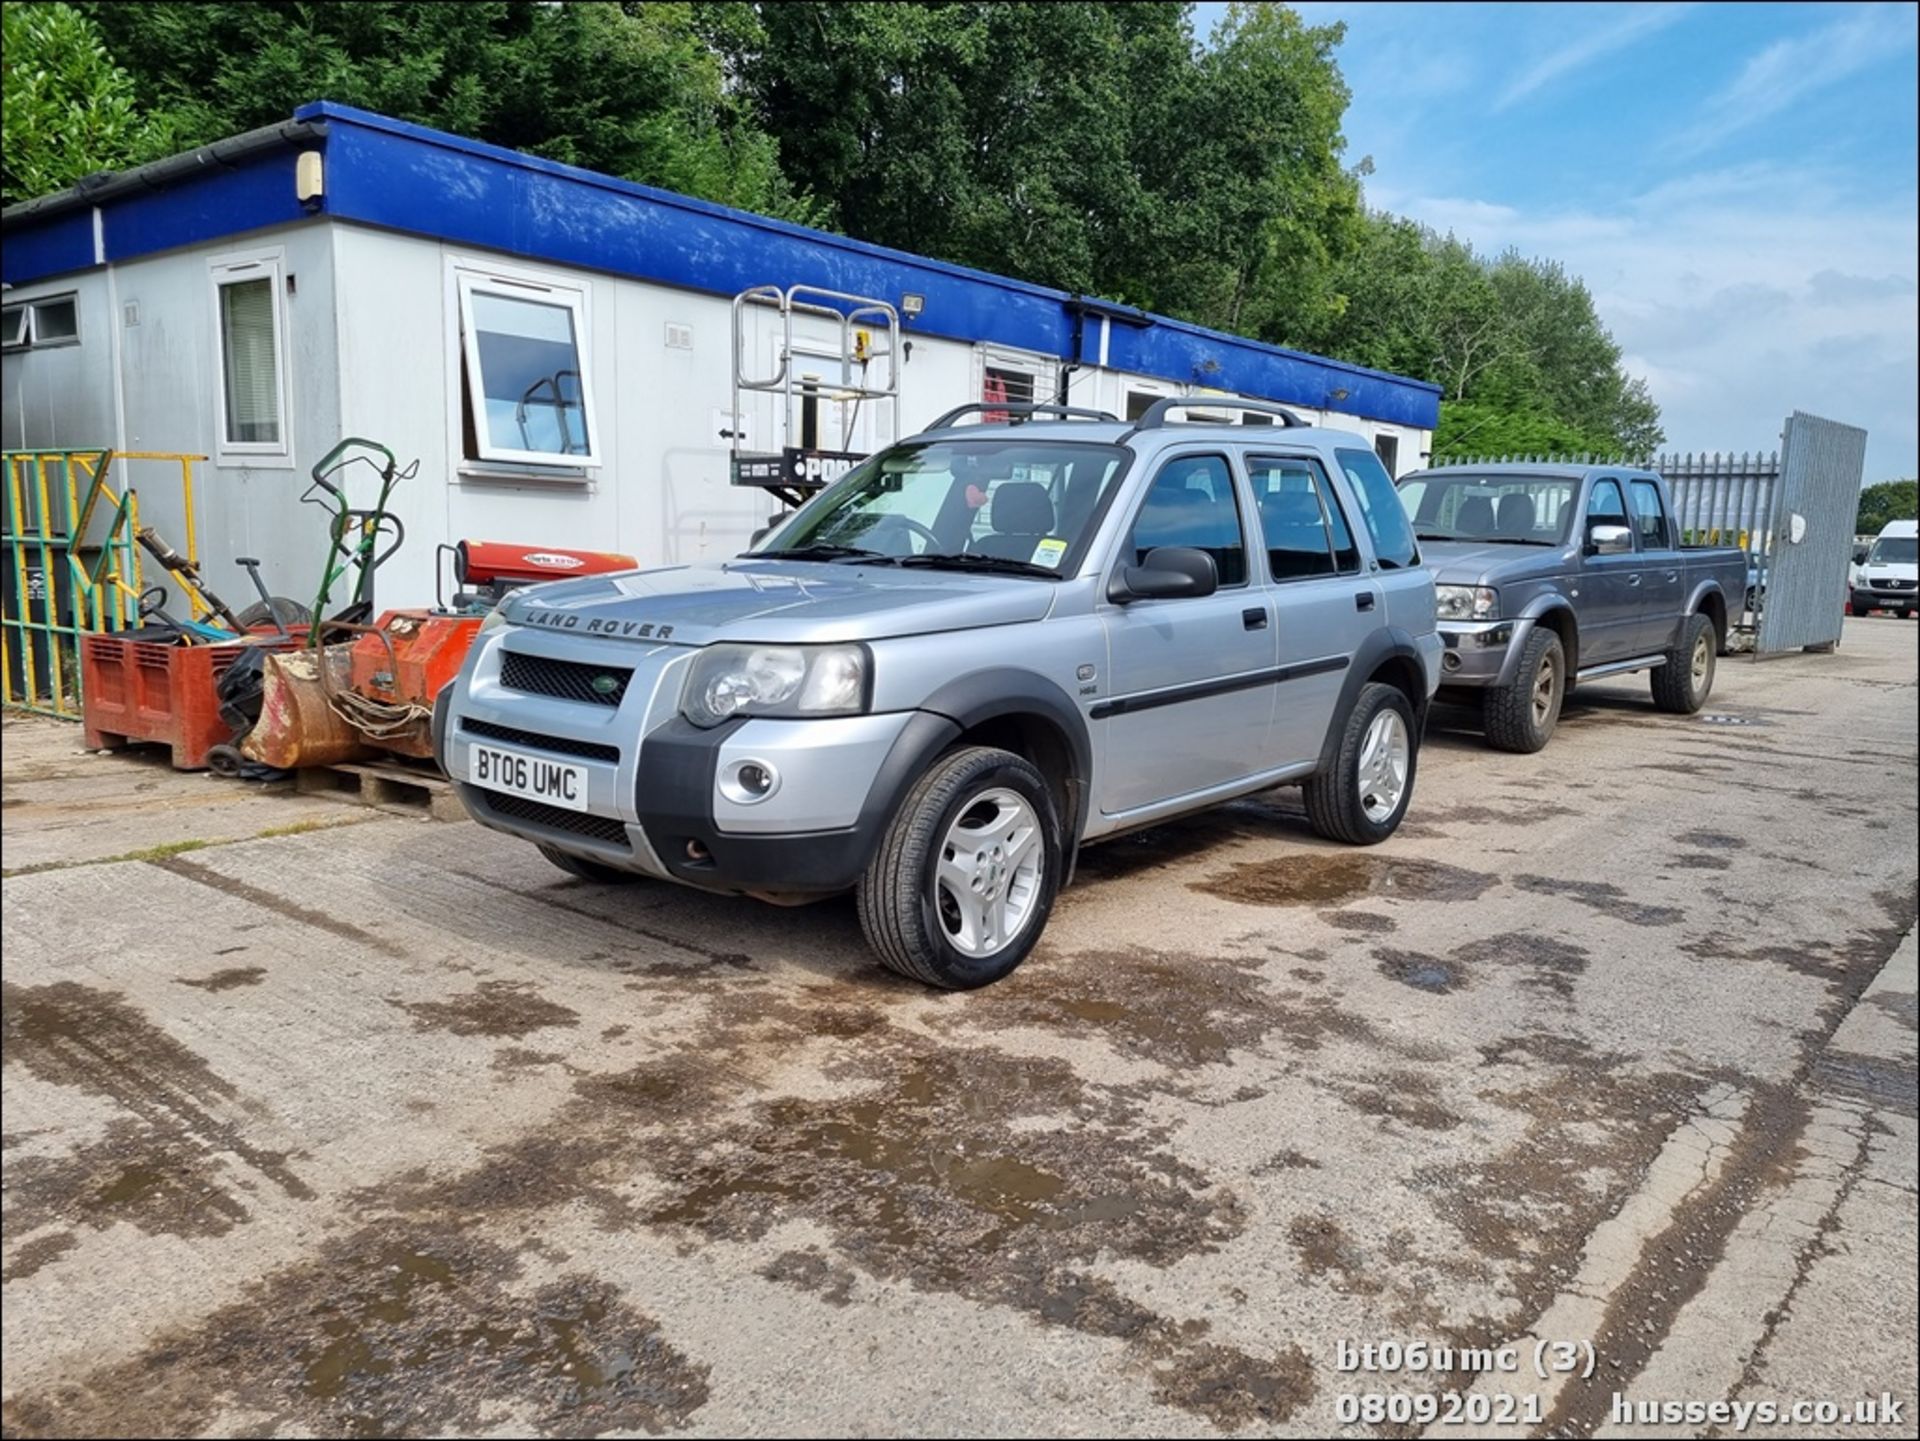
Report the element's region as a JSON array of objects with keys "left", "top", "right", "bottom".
[{"left": 80, "top": 632, "right": 300, "bottom": 770}]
